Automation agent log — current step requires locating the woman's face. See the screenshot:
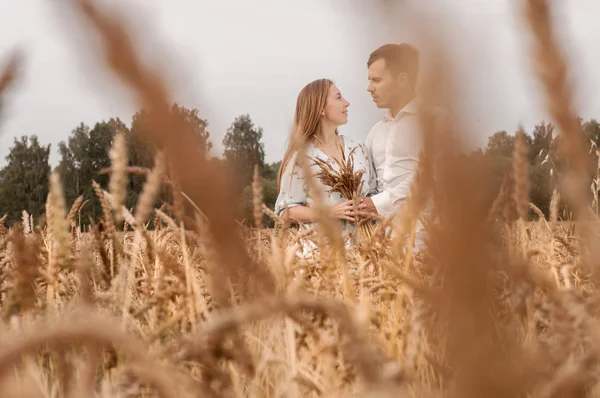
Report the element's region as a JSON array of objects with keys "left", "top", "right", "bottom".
[{"left": 322, "top": 84, "right": 350, "bottom": 126}]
